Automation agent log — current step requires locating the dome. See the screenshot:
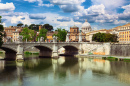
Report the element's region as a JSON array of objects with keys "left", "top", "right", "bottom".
[
  {"left": 81, "top": 19, "right": 91, "bottom": 28},
  {"left": 71, "top": 25, "right": 78, "bottom": 28},
  {"left": 81, "top": 19, "right": 92, "bottom": 33}
]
